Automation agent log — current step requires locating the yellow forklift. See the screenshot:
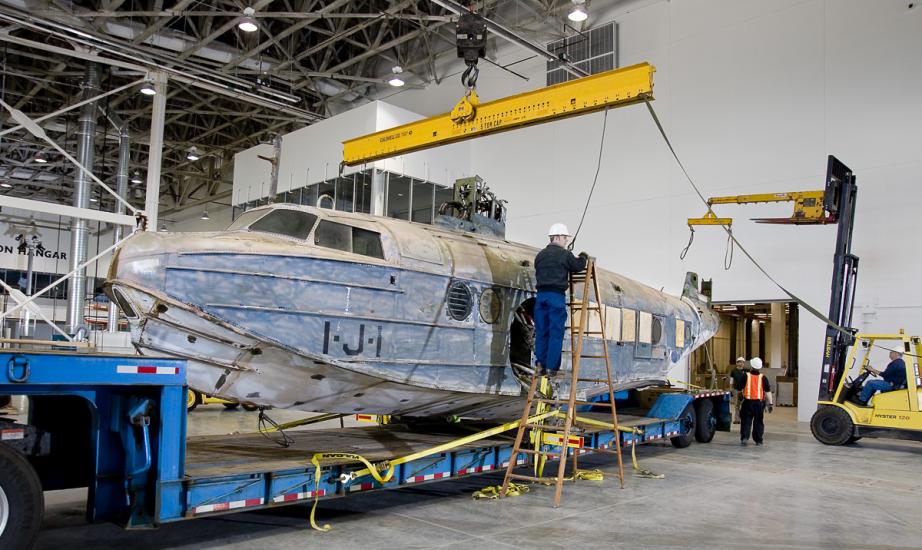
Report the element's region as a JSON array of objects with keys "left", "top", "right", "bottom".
[{"left": 811, "top": 332, "right": 922, "bottom": 445}]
